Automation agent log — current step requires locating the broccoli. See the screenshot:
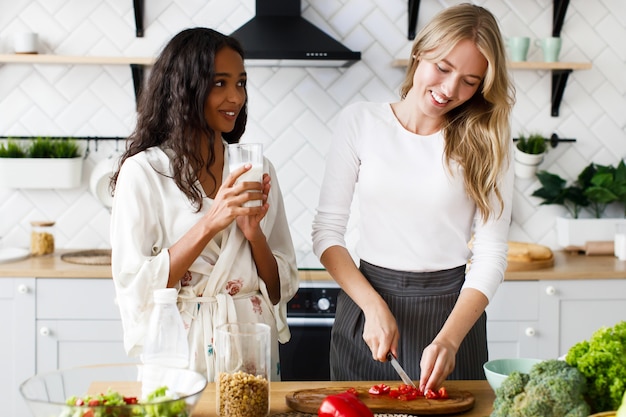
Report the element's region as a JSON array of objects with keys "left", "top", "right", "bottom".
[
  {"left": 565, "top": 320, "right": 626, "bottom": 413},
  {"left": 490, "top": 359, "right": 590, "bottom": 417}
]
